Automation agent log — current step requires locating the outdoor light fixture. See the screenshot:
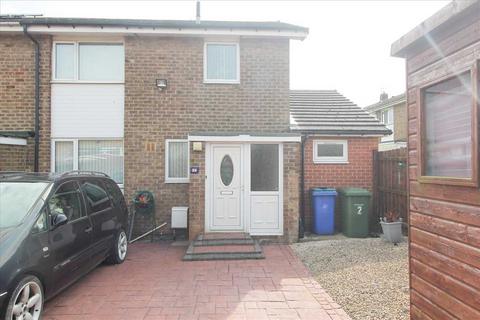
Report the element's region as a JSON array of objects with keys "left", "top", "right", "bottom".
[{"left": 156, "top": 79, "right": 167, "bottom": 91}]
